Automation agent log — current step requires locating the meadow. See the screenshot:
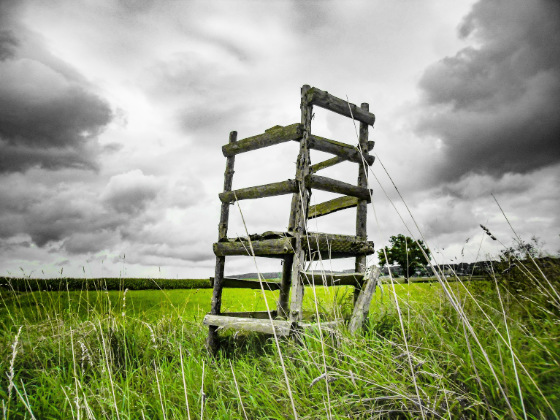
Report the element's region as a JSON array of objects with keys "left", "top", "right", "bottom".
[{"left": 1, "top": 264, "right": 559, "bottom": 419}]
